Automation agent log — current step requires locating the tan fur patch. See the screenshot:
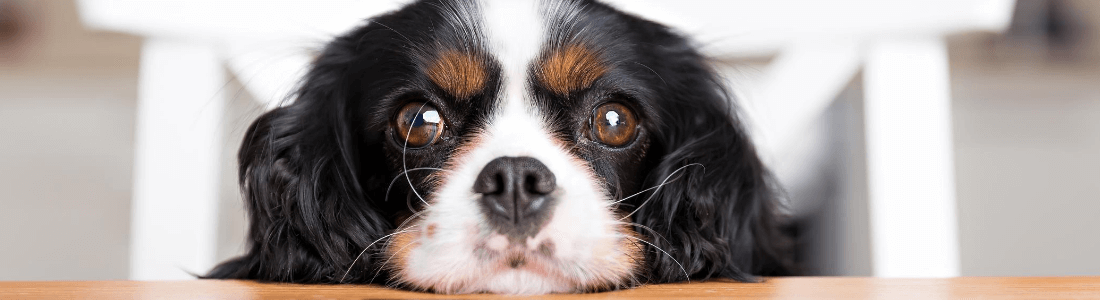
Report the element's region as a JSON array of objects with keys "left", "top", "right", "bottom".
[
  {"left": 384, "top": 228, "right": 417, "bottom": 282},
  {"left": 615, "top": 224, "right": 645, "bottom": 278},
  {"left": 538, "top": 44, "right": 607, "bottom": 95},
  {"left": 427, "top": 50, "right": 487, "bottom": 99}
]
